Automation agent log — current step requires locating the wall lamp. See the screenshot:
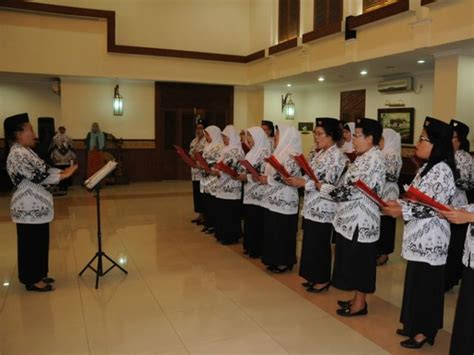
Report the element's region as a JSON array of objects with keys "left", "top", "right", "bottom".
[
  {"left": 113, "top": 85, "right": 123, "bottom": 116},
  {"left": 281, "top": 93, "right": 295, "bottom": 120}
]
